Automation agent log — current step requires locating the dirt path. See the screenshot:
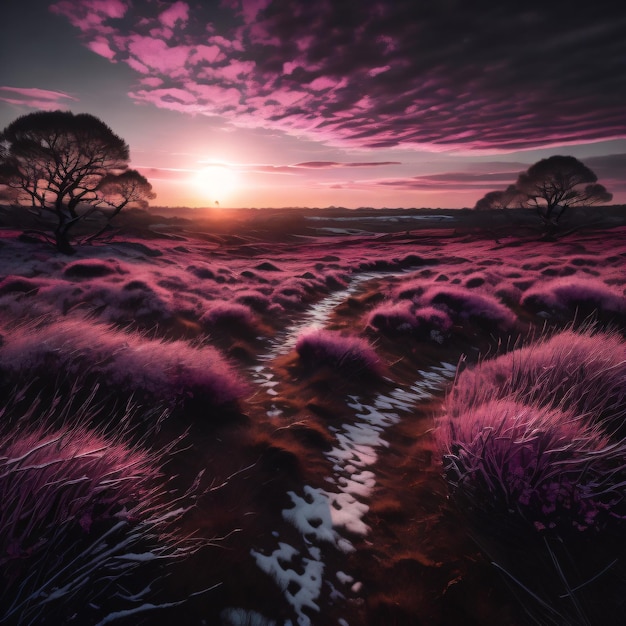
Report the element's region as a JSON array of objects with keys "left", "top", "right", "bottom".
[{"left": 225, "top": 272, "right": 457, "bottom": 626}]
